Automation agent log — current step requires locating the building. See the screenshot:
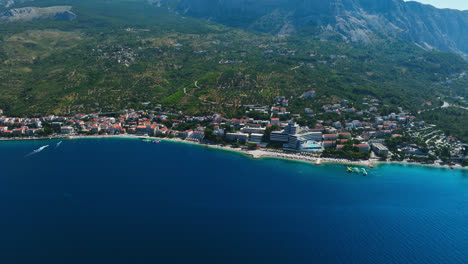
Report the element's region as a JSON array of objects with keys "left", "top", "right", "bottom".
[
  {"left": 369, "top": 139, "right": 385, "bottom": 144},
  {"left": 61, "top": 126, "right": 74, "bottom": 134},
  {"left": 323, "top": 134, "right": 338, "bottom": 141},
  {"left": 271, "top": 118, "right": 280, "bottom": 126},
  {"left": 270, "top": 131, "right": 289, "bottom": 142},
  {"left": 300, "top": 132, "right": 323, "bottom": 141},
  {"left": 241, "top": 126, "right": 266, "bottom": 135},
  {"left": 12, "top": 128, "right": 25, "bottom": 135},
  {"left": 323, "top": 141, "right": 336, "bottom": 149},
  {"left": 226, "top": 133, "right": 249, "bottom": 142},
  {"left": 249, "top": 133, "right": 263, "bottom": 143},
  {"left": 303, "top": 90, "right": 316, "bottom": 99},
  {"left": 26, "top": 128, "right": 40, "bottom": 135},
  {"left": 189, "top": 131, "right": 205, "bottom": 141},
  {"left": 284, "top": 122, "right": 299, "bottom": 135},
  {"left": 338, "top": 133, "right": 352, "bottom": 139},
  {"left": 136, "top": 125, "right": 149, "bottom": 134},
  {"left": 355, "top": 144, "right": 370, "bottom": 152},
  {"left": 372, "top": 143, "right": 389, "bottom": 155}
]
